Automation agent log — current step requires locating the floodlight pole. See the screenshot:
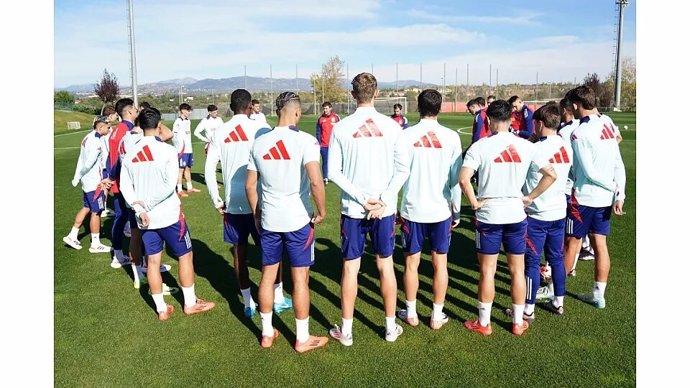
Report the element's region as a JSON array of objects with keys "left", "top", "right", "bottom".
[
  {"left": 127, "top": 0, "right": 138, "bottom": 107},
  {"left": 614, "top": 0, "right": 629, "bottom": 111}
]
